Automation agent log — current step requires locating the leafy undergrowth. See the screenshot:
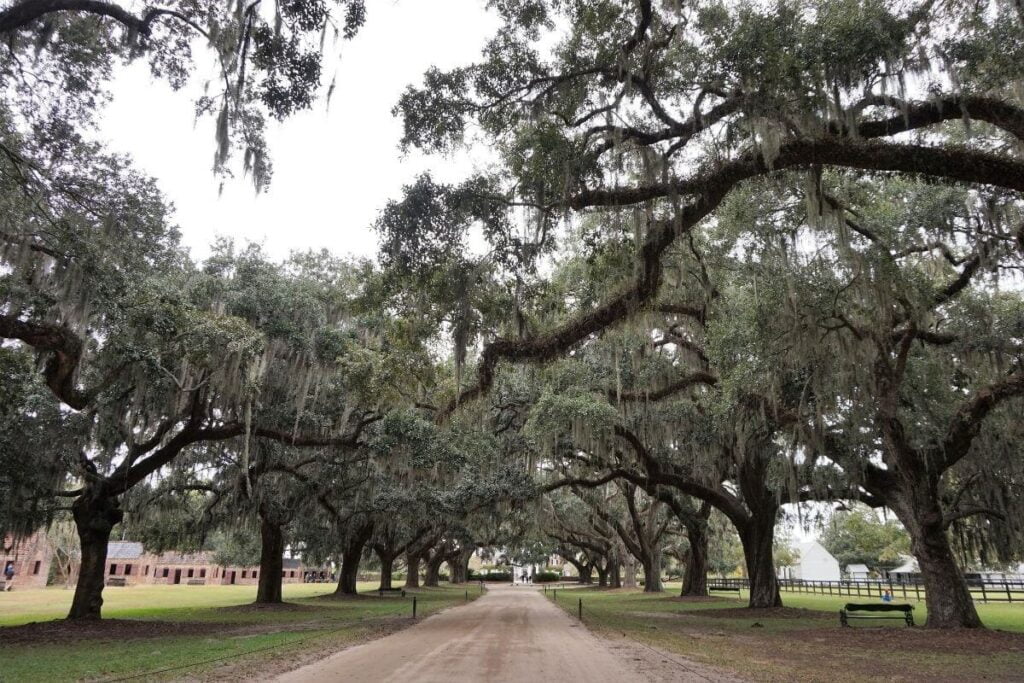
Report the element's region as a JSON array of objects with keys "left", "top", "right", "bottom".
[
  {"left": 0, "top": 582, "right": 477, "bottom": 681},
  {"left": 549, "top": 586, "right": 1024, "bottom": 682}
]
